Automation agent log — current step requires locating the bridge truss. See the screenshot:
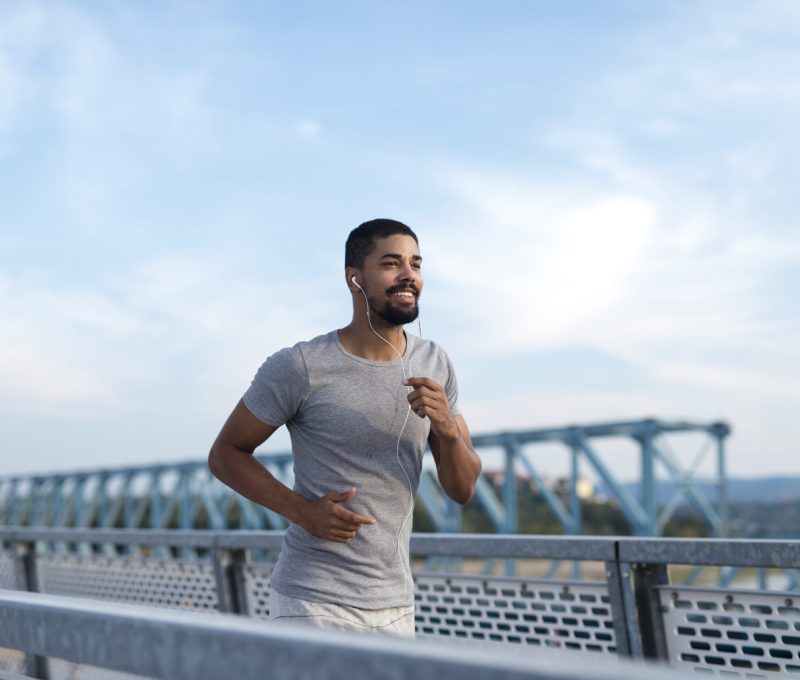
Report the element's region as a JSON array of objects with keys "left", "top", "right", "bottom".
[{"left": 0, "top": 418, "right": 730, "bottom": 542}]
